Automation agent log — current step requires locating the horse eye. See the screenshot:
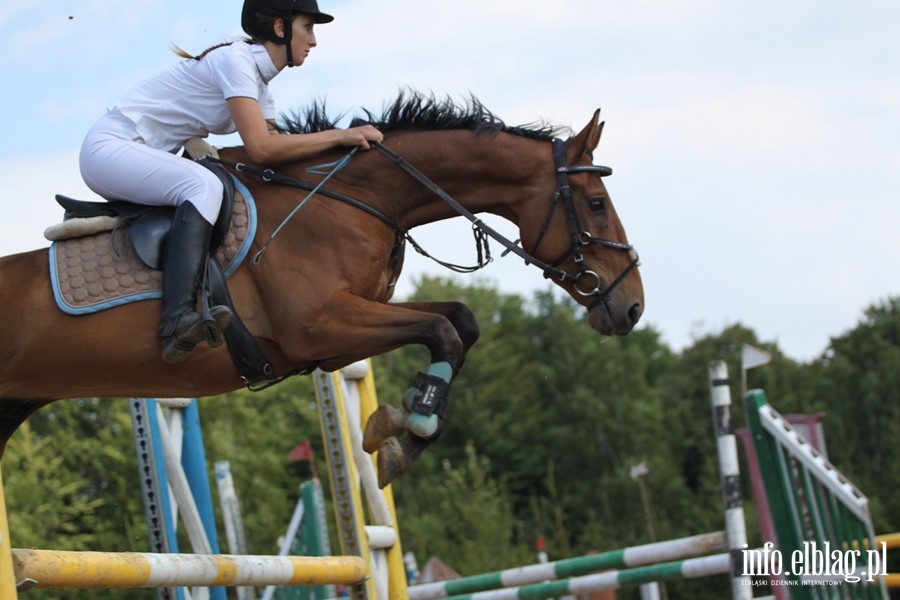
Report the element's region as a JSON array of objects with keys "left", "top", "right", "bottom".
[{"left": 588, "top": 198, "right": 606, "bottom": 212}]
